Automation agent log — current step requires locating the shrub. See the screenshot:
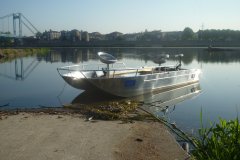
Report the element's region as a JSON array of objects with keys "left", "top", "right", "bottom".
[
  {"left": 30, "top": 48, "right": 34, "bottom": 53},
  {"left": 4, "top": 50, "right": 9, "bottom": 57},
  {"left": 23, "top": 48, "right": 30, "bottom": 53}
]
